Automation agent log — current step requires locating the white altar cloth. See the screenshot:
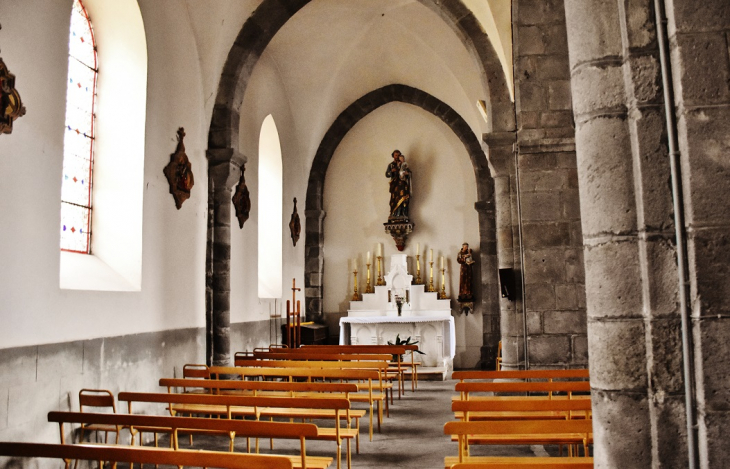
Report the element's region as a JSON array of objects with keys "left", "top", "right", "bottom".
[{"left": 339, "top": 315, "right": 456, "bottom": 359}]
